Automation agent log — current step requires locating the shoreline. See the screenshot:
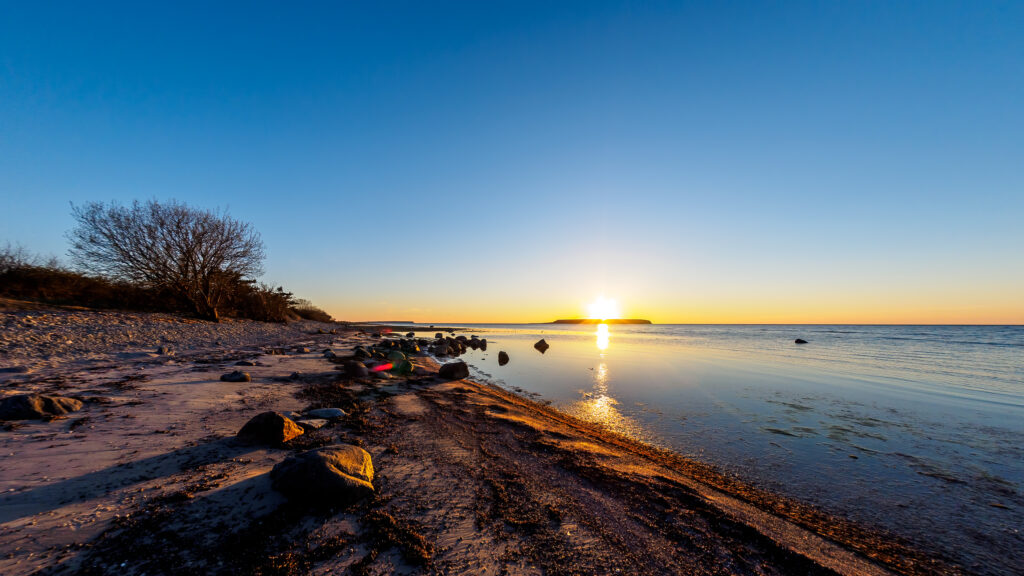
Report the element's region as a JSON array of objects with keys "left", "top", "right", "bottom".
[{"left": 0, "top": 309, "right": 965, "bottom": 575}]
